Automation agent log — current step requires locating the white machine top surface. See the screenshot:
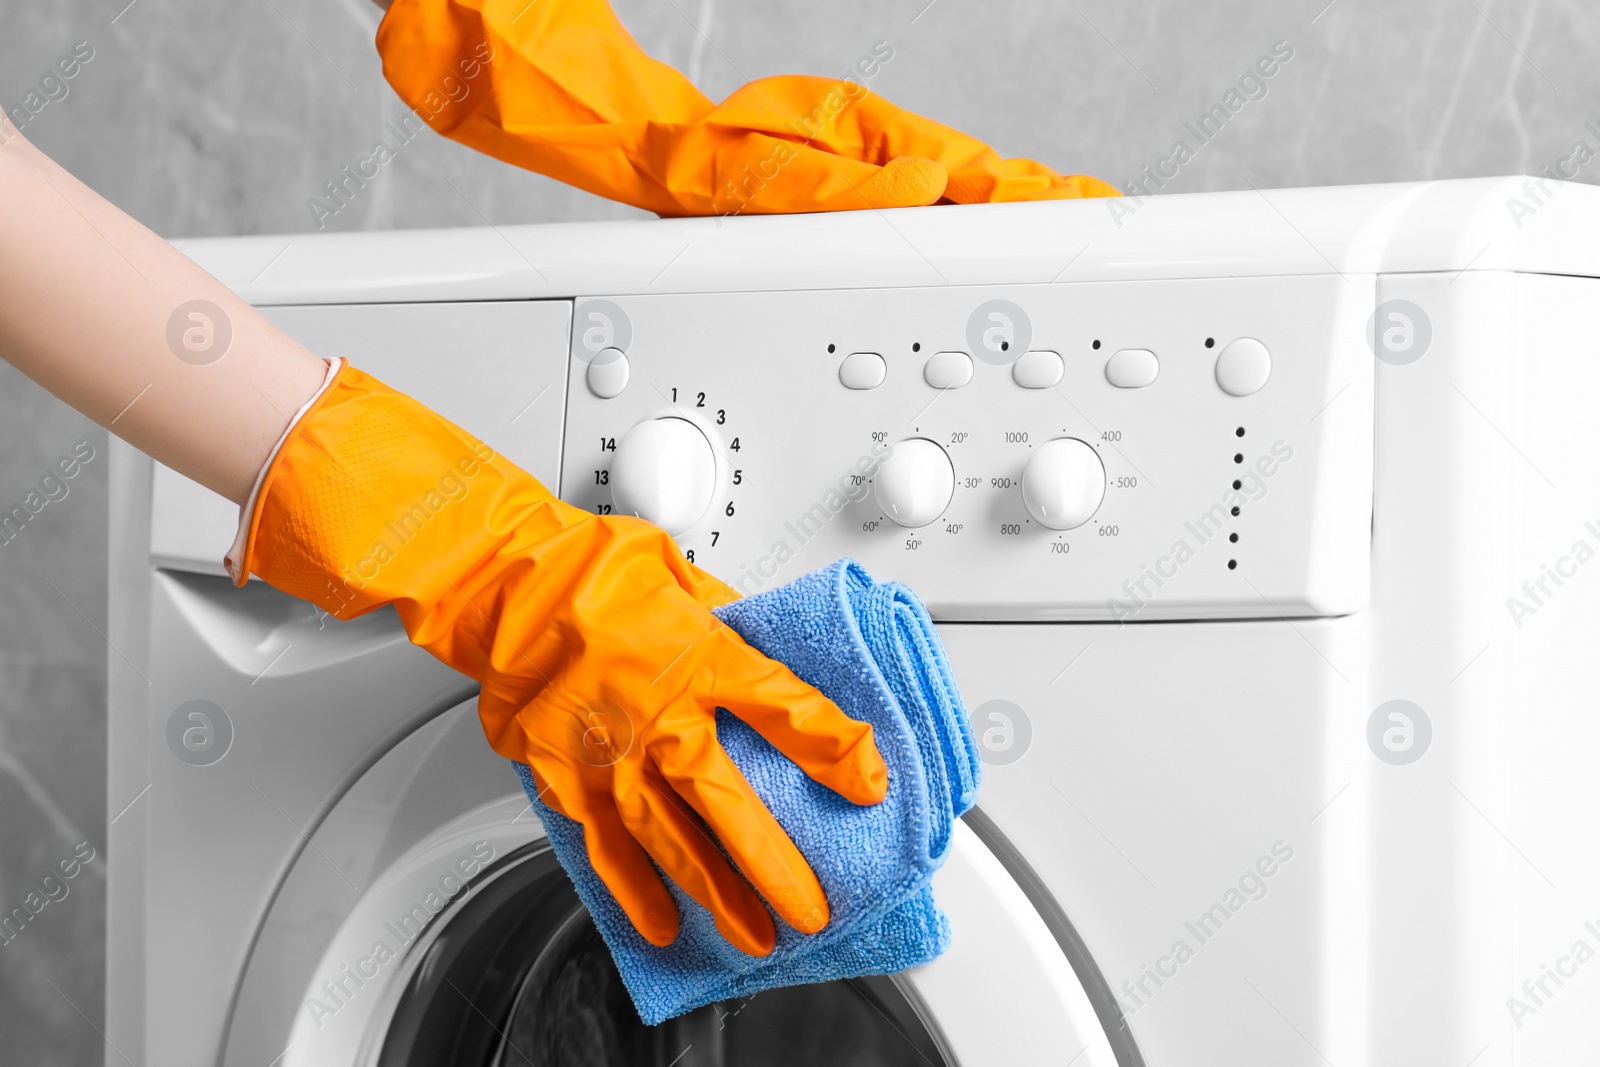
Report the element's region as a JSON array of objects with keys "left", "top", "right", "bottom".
[{"left": 175, "top": 177, "right": 1599, "bottom": 304}]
